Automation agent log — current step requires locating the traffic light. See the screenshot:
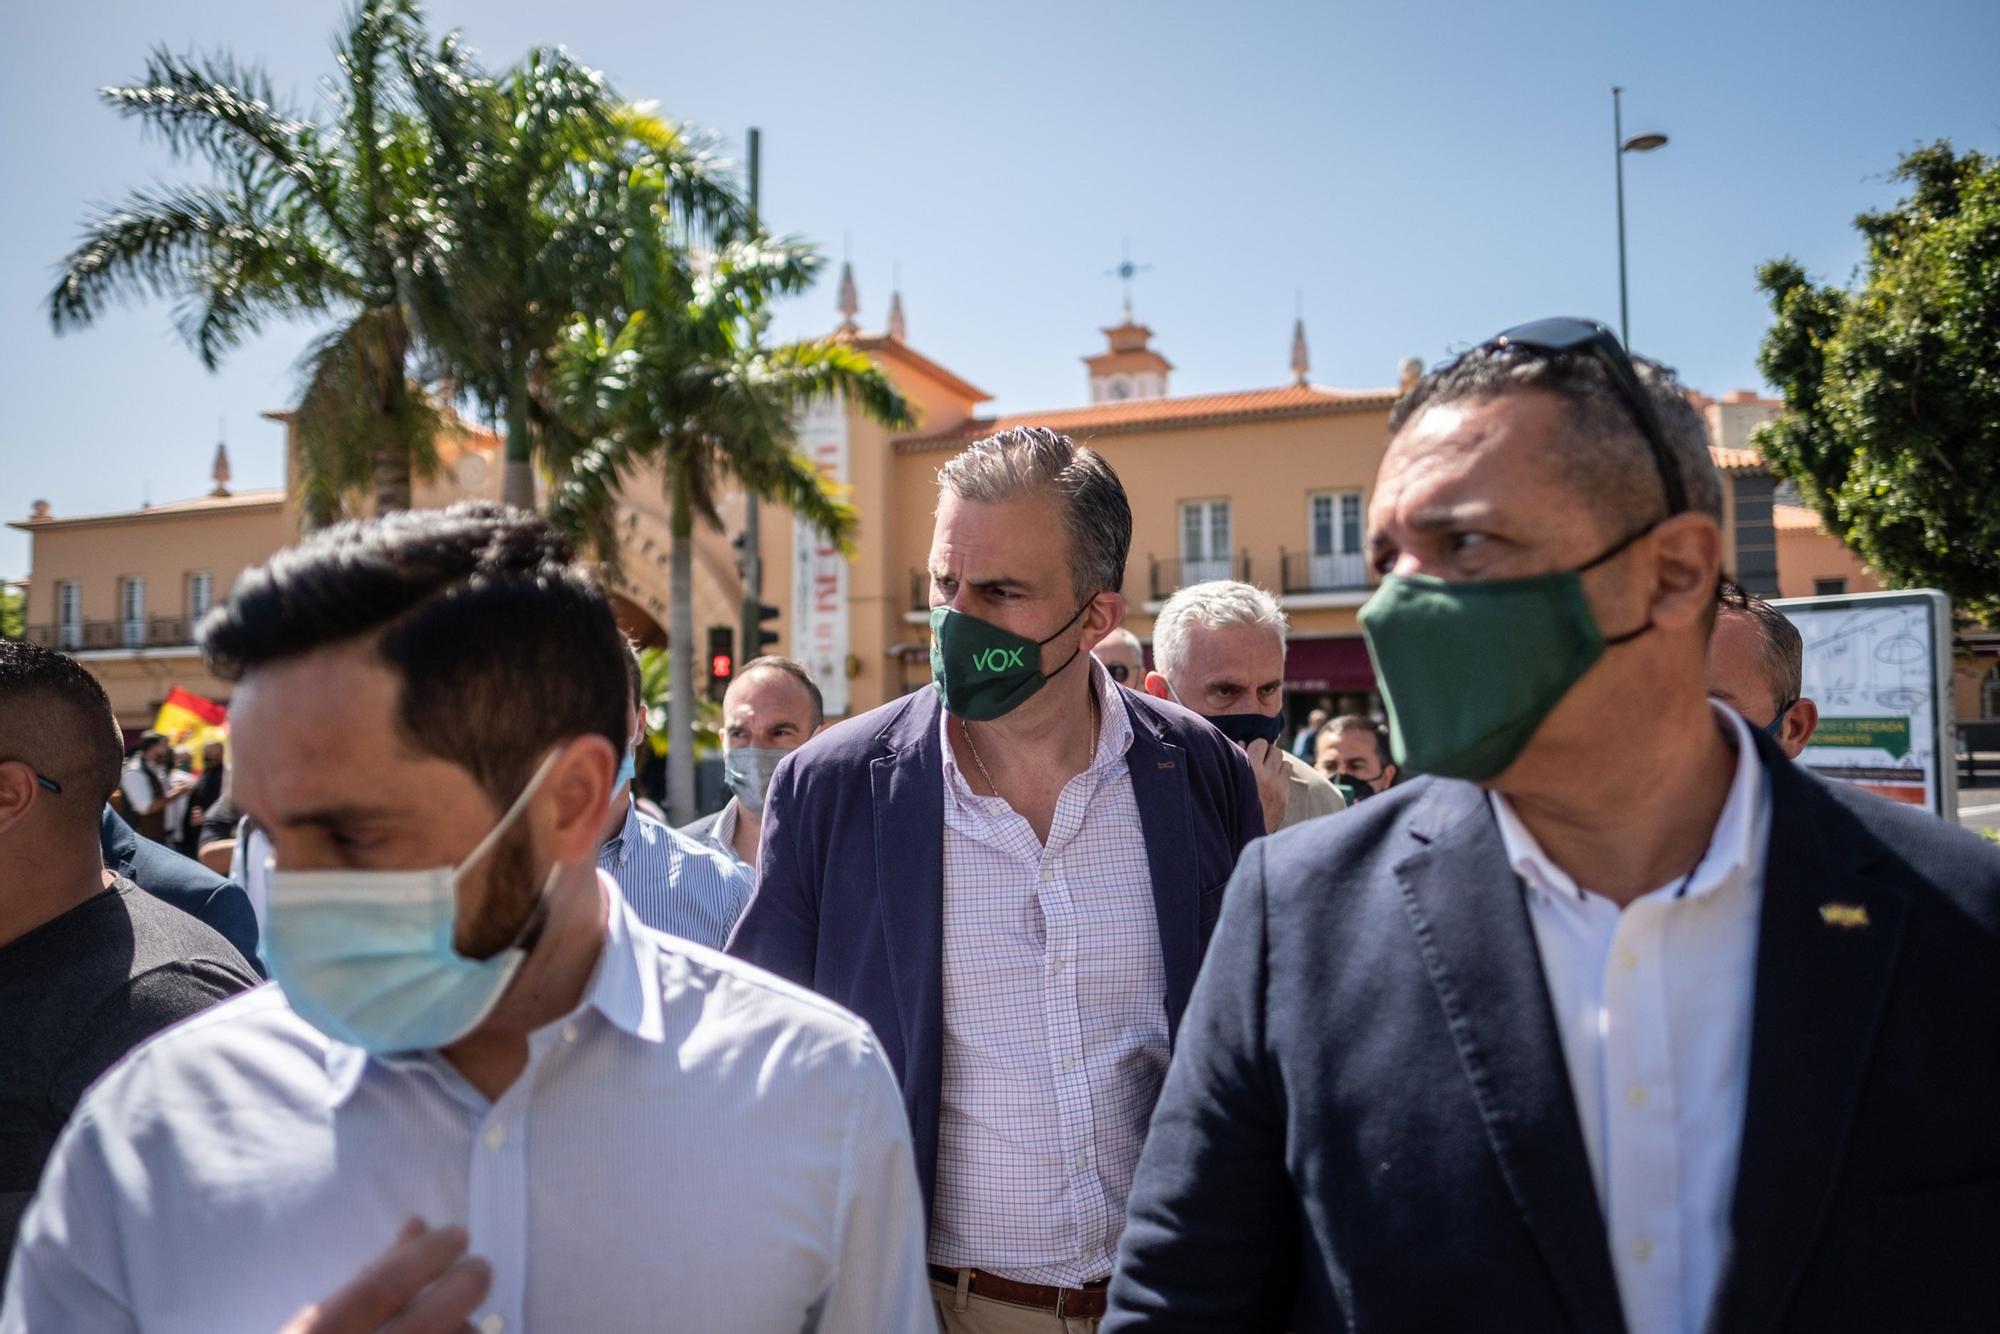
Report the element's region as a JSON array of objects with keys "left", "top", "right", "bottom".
[
  {"left": 707, "top": 625, "right": 734, "bottom": 702},
  {"left": 754, "top": 602, "right": 780, "bottom": 653}
]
